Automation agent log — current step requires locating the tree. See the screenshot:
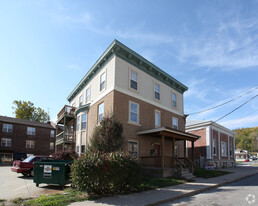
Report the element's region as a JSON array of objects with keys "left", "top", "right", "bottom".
[
  {"left": 12, "top": 100, "right": 50, "bottom": 123},
  {"left": 234, "top": 127, "right": 258, "bottom": 152},
  {"left": 88, "top": 115, "right": 124, "bottom": 153}
]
